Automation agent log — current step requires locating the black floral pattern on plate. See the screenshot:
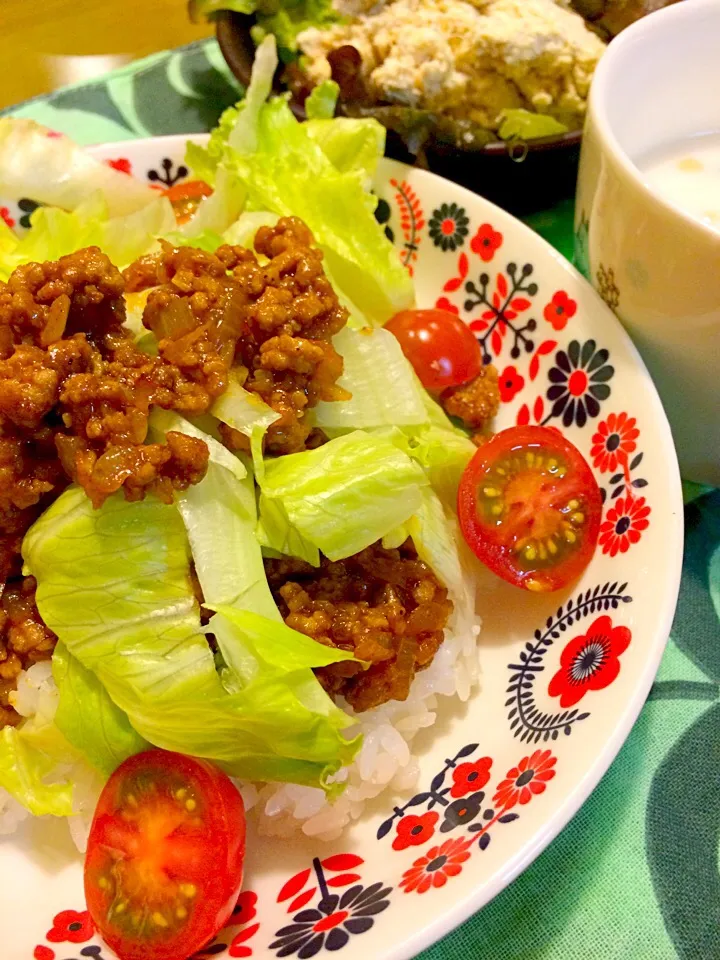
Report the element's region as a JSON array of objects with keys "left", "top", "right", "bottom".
[
  {"left": 147, "top": 157, "right": 188, "bottom": 187},
  {"left": 545, "top": 339, "right": 614, "bottom": 428},
  {"left": 428, "top": 202, "right": 469, "bottom": 252},
  {"left": 270, "top": 859, "right": 391, "bottom": 958}
]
